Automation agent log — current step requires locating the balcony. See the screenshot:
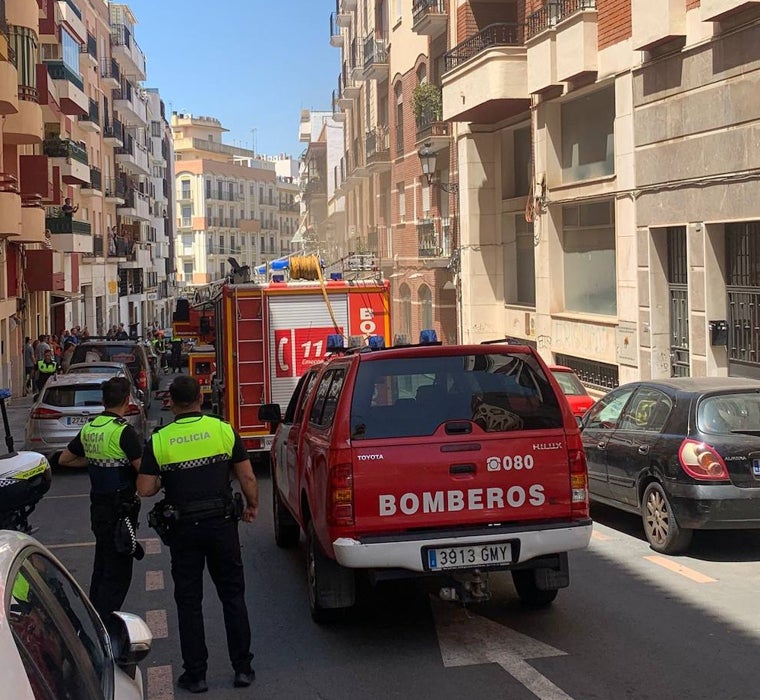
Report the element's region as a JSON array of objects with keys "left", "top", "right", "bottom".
[
  {"left": 363, "top": 32, "right": 388, "bottom": 81},
  {"left": 526, "top": 4, "right": 559, "bottom": 94},
  {"left": 45, "top": 60, "right": 88, "bottom": 116},
  {"left": 0, "top": 173, "right": 21, "bottom": 237},
  {"left": 110, "top": 23, "right": 146, "bottom": 80},
  {"left": 3, "top": 84, "right": 42, "bottom": 145},
  {"left": 80, "top": 31, "right": 97, "bottom": 68},
  {"left": 100, "top": 57, "right": 120, "bottom": 88},
  {"left": 0, "top": 53, "right": 18, "bottom": 115},
  {"left": 701, "top": 0, "right": 760, "bottom": 20},
  {"left": 56, "top": 0, "right": 86, "bottom": 44},
  {"left": 632, "top": 0, "right": 686, "bottom": 51},
  {"left": 336, "top": 74, "right": 352, "bottom": 109},
  {"left": 78, "top": 97, "right": 100, "bottom": 132},
  {"left": 103, "top": 117, "right": 124, "bottom": 146},
  {"left": 554, "top": 0, "right": 597, "bottom": 83},
  {"left": 304, "top": 175, "right": 327, "bottom": 199},
  {"left": 332, "top": 89, "right": 346, "bottom": 122},
  {"left": 46, "top": 215, "right": 92, "bottom": 254},
  {"left": 113, "top": 82, "right": 147, "bottom": 125},
  {"left": 412, "top": 0, "right": 448, "bottom": 37},
  {"left": 80, "top": 167, "right": 102, "bottom": 197},
  {"left": 417, "top": 219, "right": 451, "bottom": 260},
  {"left": 365, "top": 127, "right": 391, "bottom": 174},
  {"left": 104, "top": 176, "right": 126, "bottom": 204},
  {"left": 117, "top": 187, "right": 150, "bottom": 220},
  {"left": 42, "top": 137, "right": 90, "bottom": 185},
  {"left": 19, "top": 206, "right": 47, "bottom": 244},
  {"left": 330, "top": 12, "right": 343, "bottom": 47},
  {"left": 442, "top": 23, "right": 529, "bottom": 123}
]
